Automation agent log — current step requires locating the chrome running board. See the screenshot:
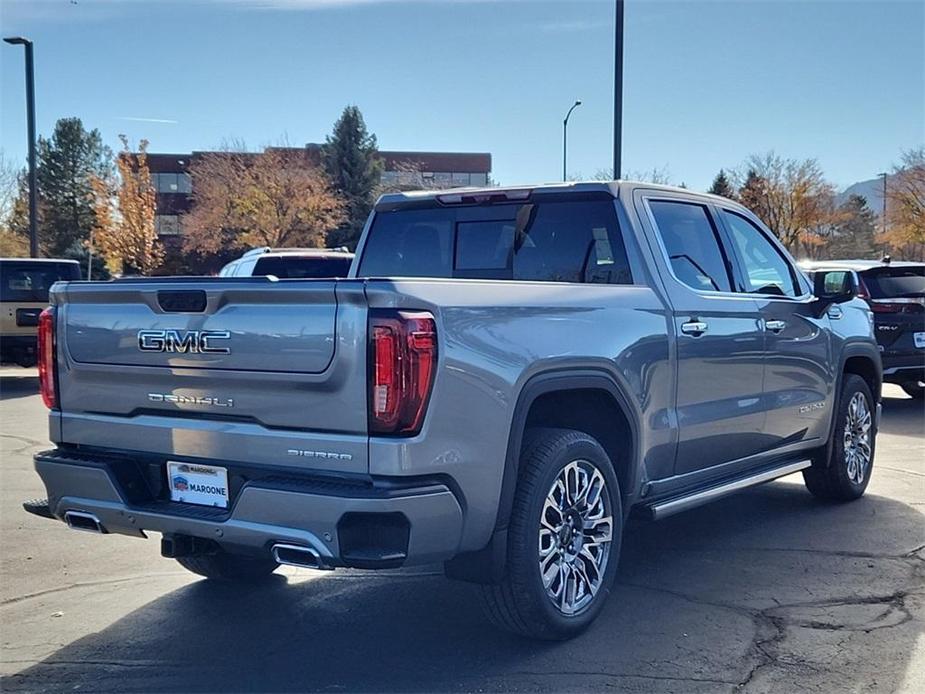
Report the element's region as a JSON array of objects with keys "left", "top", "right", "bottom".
[{"left": 644, "top": 459, "right": 812, "bottom": 520}]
